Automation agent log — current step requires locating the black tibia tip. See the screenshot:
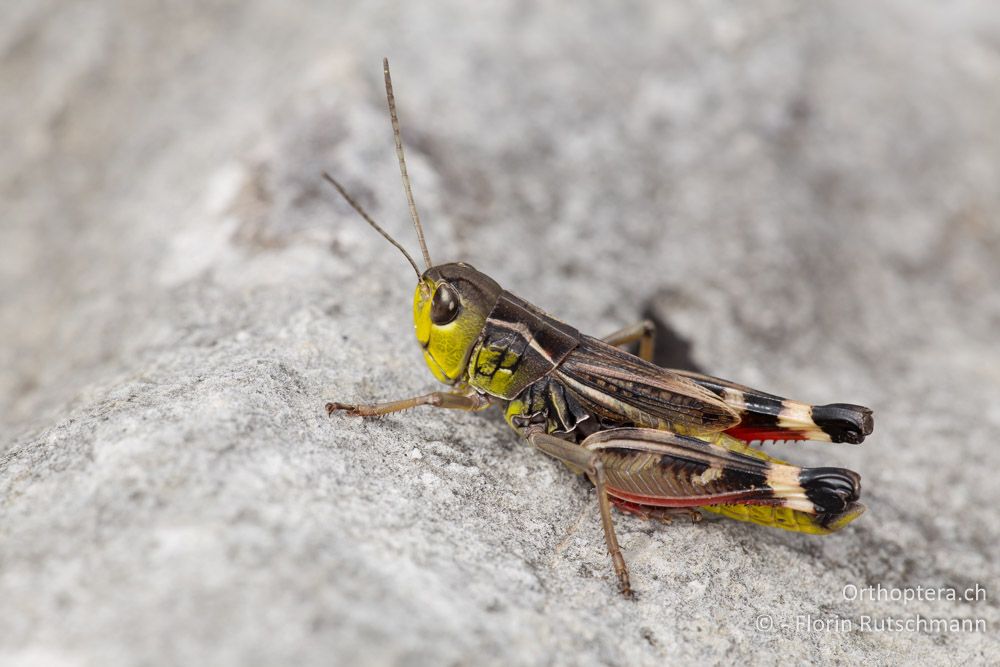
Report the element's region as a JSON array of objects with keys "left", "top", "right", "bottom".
[
  {"left": 811, "top": 403, "right": 874, "bottom": 444},
  {"left": 799, "top": 467, "right": 861, "bottom": 518}
]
